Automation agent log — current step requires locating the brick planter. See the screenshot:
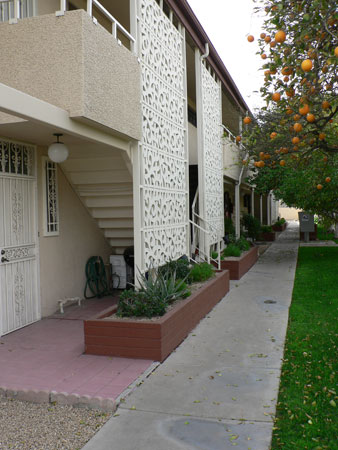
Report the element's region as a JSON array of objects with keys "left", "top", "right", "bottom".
[
  {"left": 272, "top": 222, "right": 287, "bottom": 232},
  {"left": 259, "top": 231, "right": 276, "bottom": 241},
  {"left": 220, "top": 246, "right": 258, "bottom": 280},
  {"left": 84, "top": 270, "right": 230, "bottom": 362}
]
